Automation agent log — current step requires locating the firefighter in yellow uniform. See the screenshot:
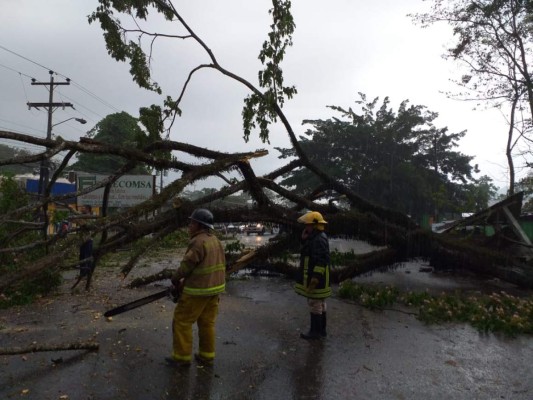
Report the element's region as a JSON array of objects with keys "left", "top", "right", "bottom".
[
  {"left": 166, "top": 208, "right": 226, "bottom": 367},
  {"left": 294, "top": 211, "right": 331, "bottom": 340}
]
